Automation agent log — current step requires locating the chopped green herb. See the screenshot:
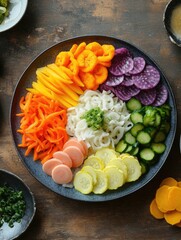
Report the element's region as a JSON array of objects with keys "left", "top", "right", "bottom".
[
  {"left": 81, "top": 107, "right": 104, "bottom": 130},
  {"left": 0, "top": 0, "right": 9, "bottom": 24},
  {"left": 0, "top": 184, "right": 26, "bottom": 228}
]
